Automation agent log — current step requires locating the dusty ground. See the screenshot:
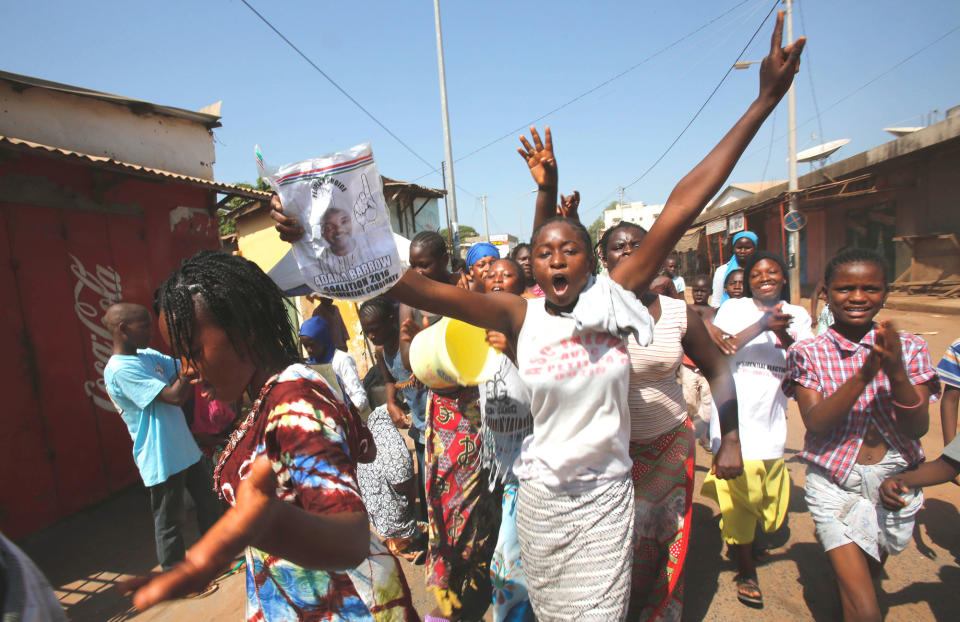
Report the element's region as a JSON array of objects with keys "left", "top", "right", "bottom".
[{"left": 16, "top": 301, "right": 960, "bottom": 621}]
